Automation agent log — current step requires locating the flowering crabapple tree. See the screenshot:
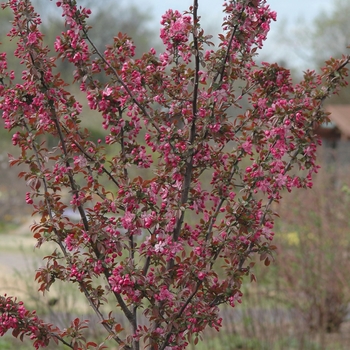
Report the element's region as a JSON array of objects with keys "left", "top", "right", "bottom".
[{"left": 0, "top": 0, "right": 349, "bottom": 349}]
